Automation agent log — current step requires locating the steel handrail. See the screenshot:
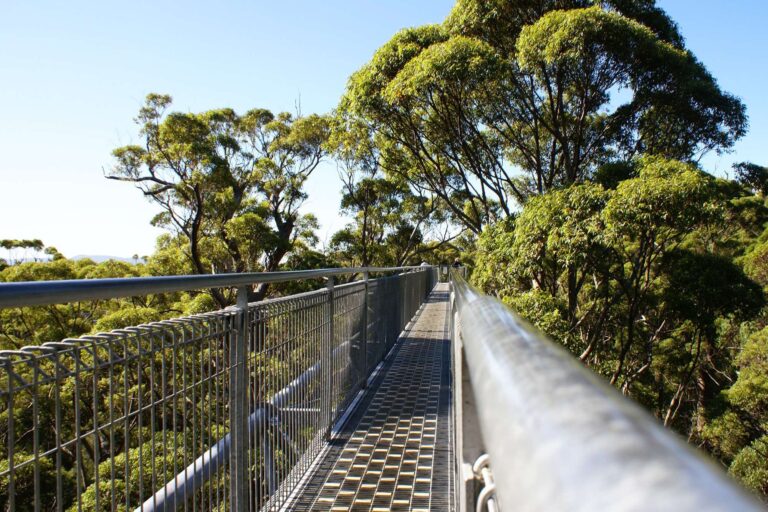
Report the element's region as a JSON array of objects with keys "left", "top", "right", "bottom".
[
  {"left": 451, "top": 271, "right": 762, "bottom": 512},
  {"left": 0, "top": 266, "right": 425, "bottom": 308}
]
